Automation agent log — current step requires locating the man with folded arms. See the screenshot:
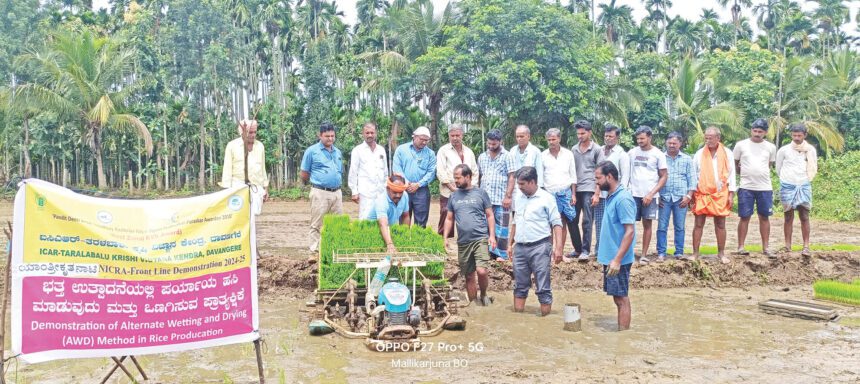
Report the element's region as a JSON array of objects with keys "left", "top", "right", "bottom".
[{"left": 776, "top": 123, "right": 817, "bottom": 258}]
